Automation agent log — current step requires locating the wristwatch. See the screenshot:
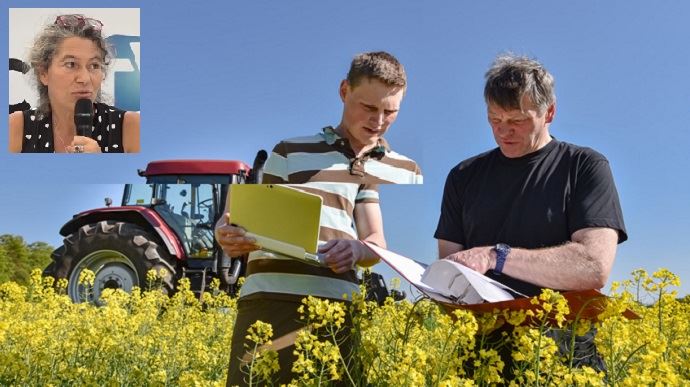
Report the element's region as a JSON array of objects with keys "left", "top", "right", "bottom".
[{"left": 493, "top": 243, "right": 511, "bottom": 275}]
